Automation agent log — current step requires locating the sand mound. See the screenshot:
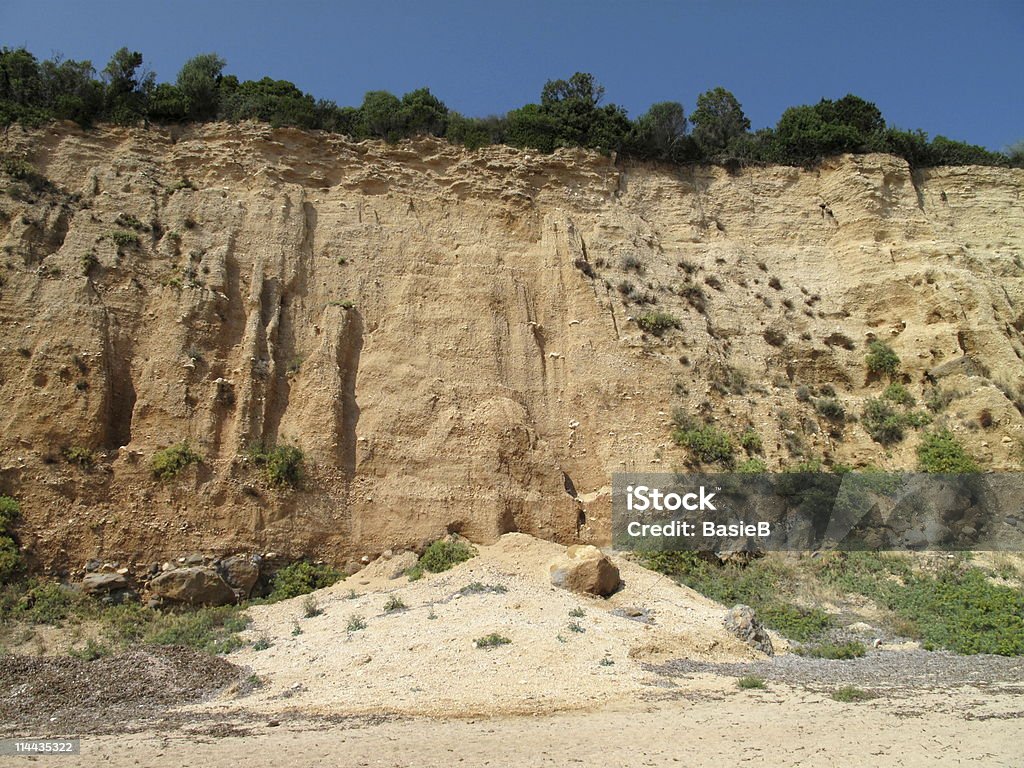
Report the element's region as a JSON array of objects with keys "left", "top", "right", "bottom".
[{"left": 214, "top": 534, "right": 762, "bottom": 718}]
